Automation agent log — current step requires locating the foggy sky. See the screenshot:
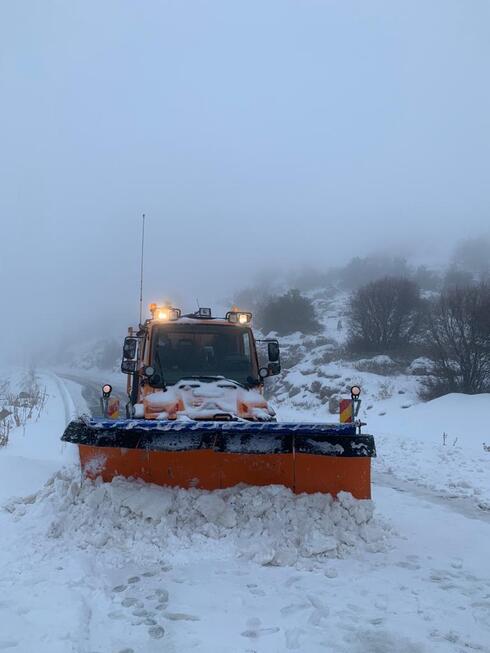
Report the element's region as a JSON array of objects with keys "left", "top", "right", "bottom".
[{"left": 1, "top": 0, "right": 489, "bottom": 360}]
